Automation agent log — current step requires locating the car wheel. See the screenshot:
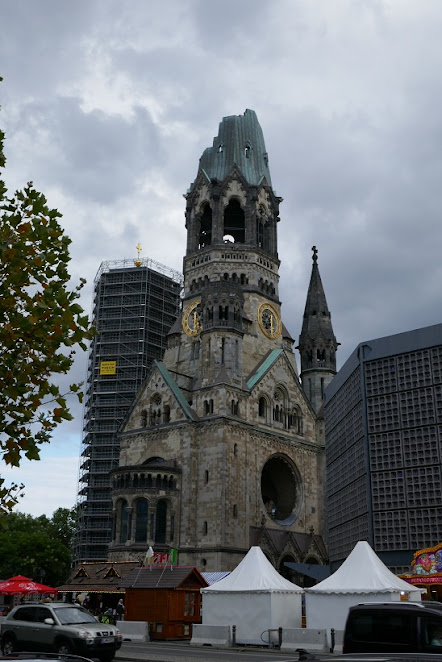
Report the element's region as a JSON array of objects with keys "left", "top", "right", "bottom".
[
  {"left": 2, "top": 636, "right": 17, "bottom": 656},
  {"left": 99, "top": 653, "right": 115, "bottom": 662},
  {"left": 57, "top": 639, "right": 73, "bottom": 657}
]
